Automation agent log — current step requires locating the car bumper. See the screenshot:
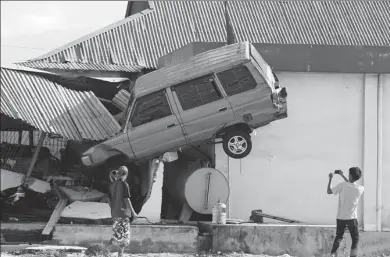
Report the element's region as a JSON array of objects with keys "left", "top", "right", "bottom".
[
  {"left": 81, "top": 155, "right": 93, "bottom": 166},
  {"left": 81, "top": 155, "right": 103, "bottom": 167}
]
